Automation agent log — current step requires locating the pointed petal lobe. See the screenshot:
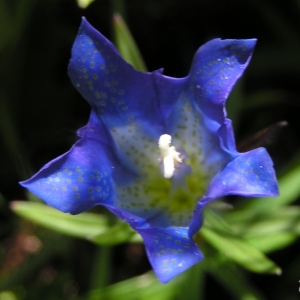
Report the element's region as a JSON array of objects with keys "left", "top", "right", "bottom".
[
  {"left": 206, "top": 147, "right": 279, "bottom": 198},
  {"left": 138, "top": 227, "right": 204, "bottom": 283},
  {"left": 20, "top": 137, "right": 116, "bottom": 214},
  {"left": 68, "top": 18, "right": 165, "bottom": 175},
  {"left": 188, "top": 38, "right": 256, "bottom": 123}
]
